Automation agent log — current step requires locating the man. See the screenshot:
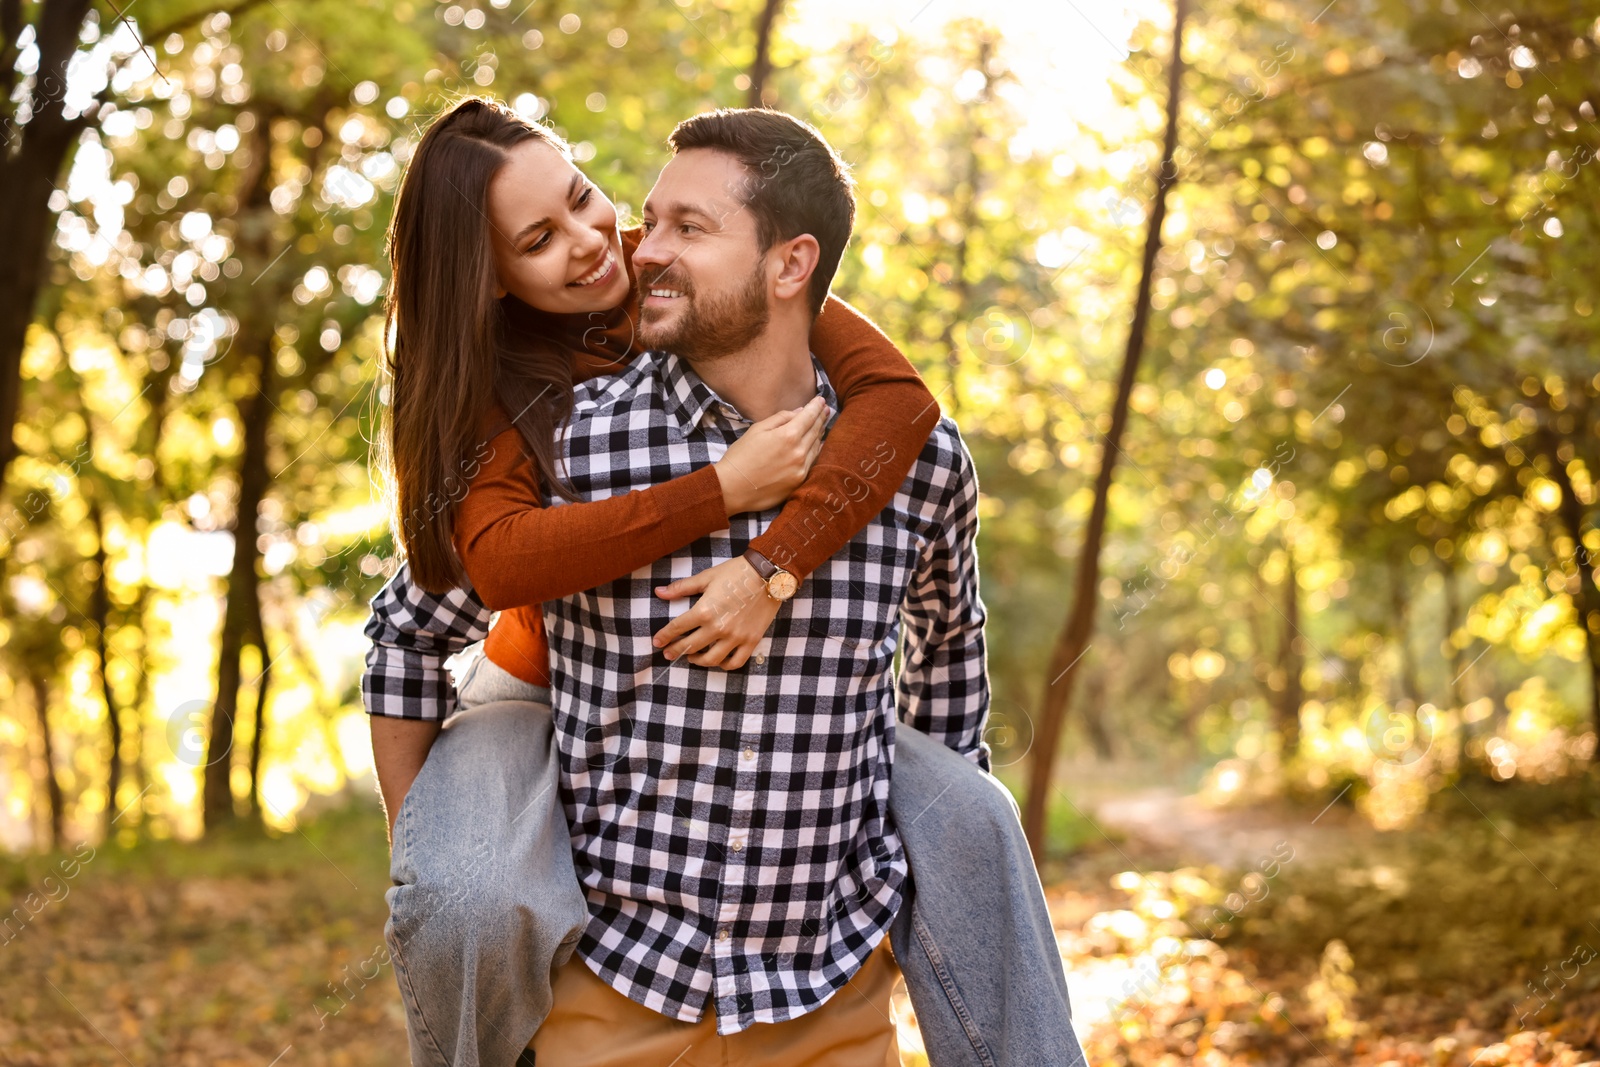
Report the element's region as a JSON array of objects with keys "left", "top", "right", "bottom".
[
  {"left": 517, "top": 109, "right": 988, "bottom": 1063},
  {"left": 362, "top": 109, "right": 1064, "bottom": 1067}
]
